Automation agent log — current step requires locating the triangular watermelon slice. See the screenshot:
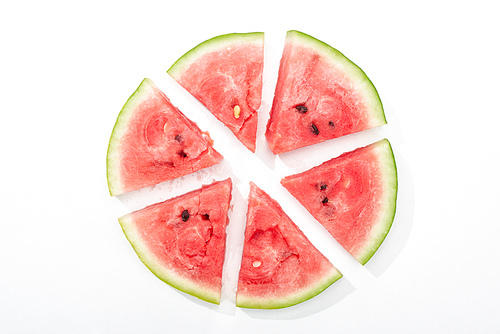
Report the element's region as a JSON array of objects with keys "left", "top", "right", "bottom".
[
  {"left": 236, "top": 183, "right": 342, "bottom": 309},
  {"left": 266, "top": 30, "right": 387, "bottom": 154},
  {"left": 168, "top": 32, "right": 264, "bottom": 153},
  {"left": 119, "top": 178, "right": 232, "bottom": 304},
  {"left": 107, "top": 78, "right": 223, "bottom": 196},
  {"left": 281, "top": 139, "right": 397, "bottom": 265}
]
